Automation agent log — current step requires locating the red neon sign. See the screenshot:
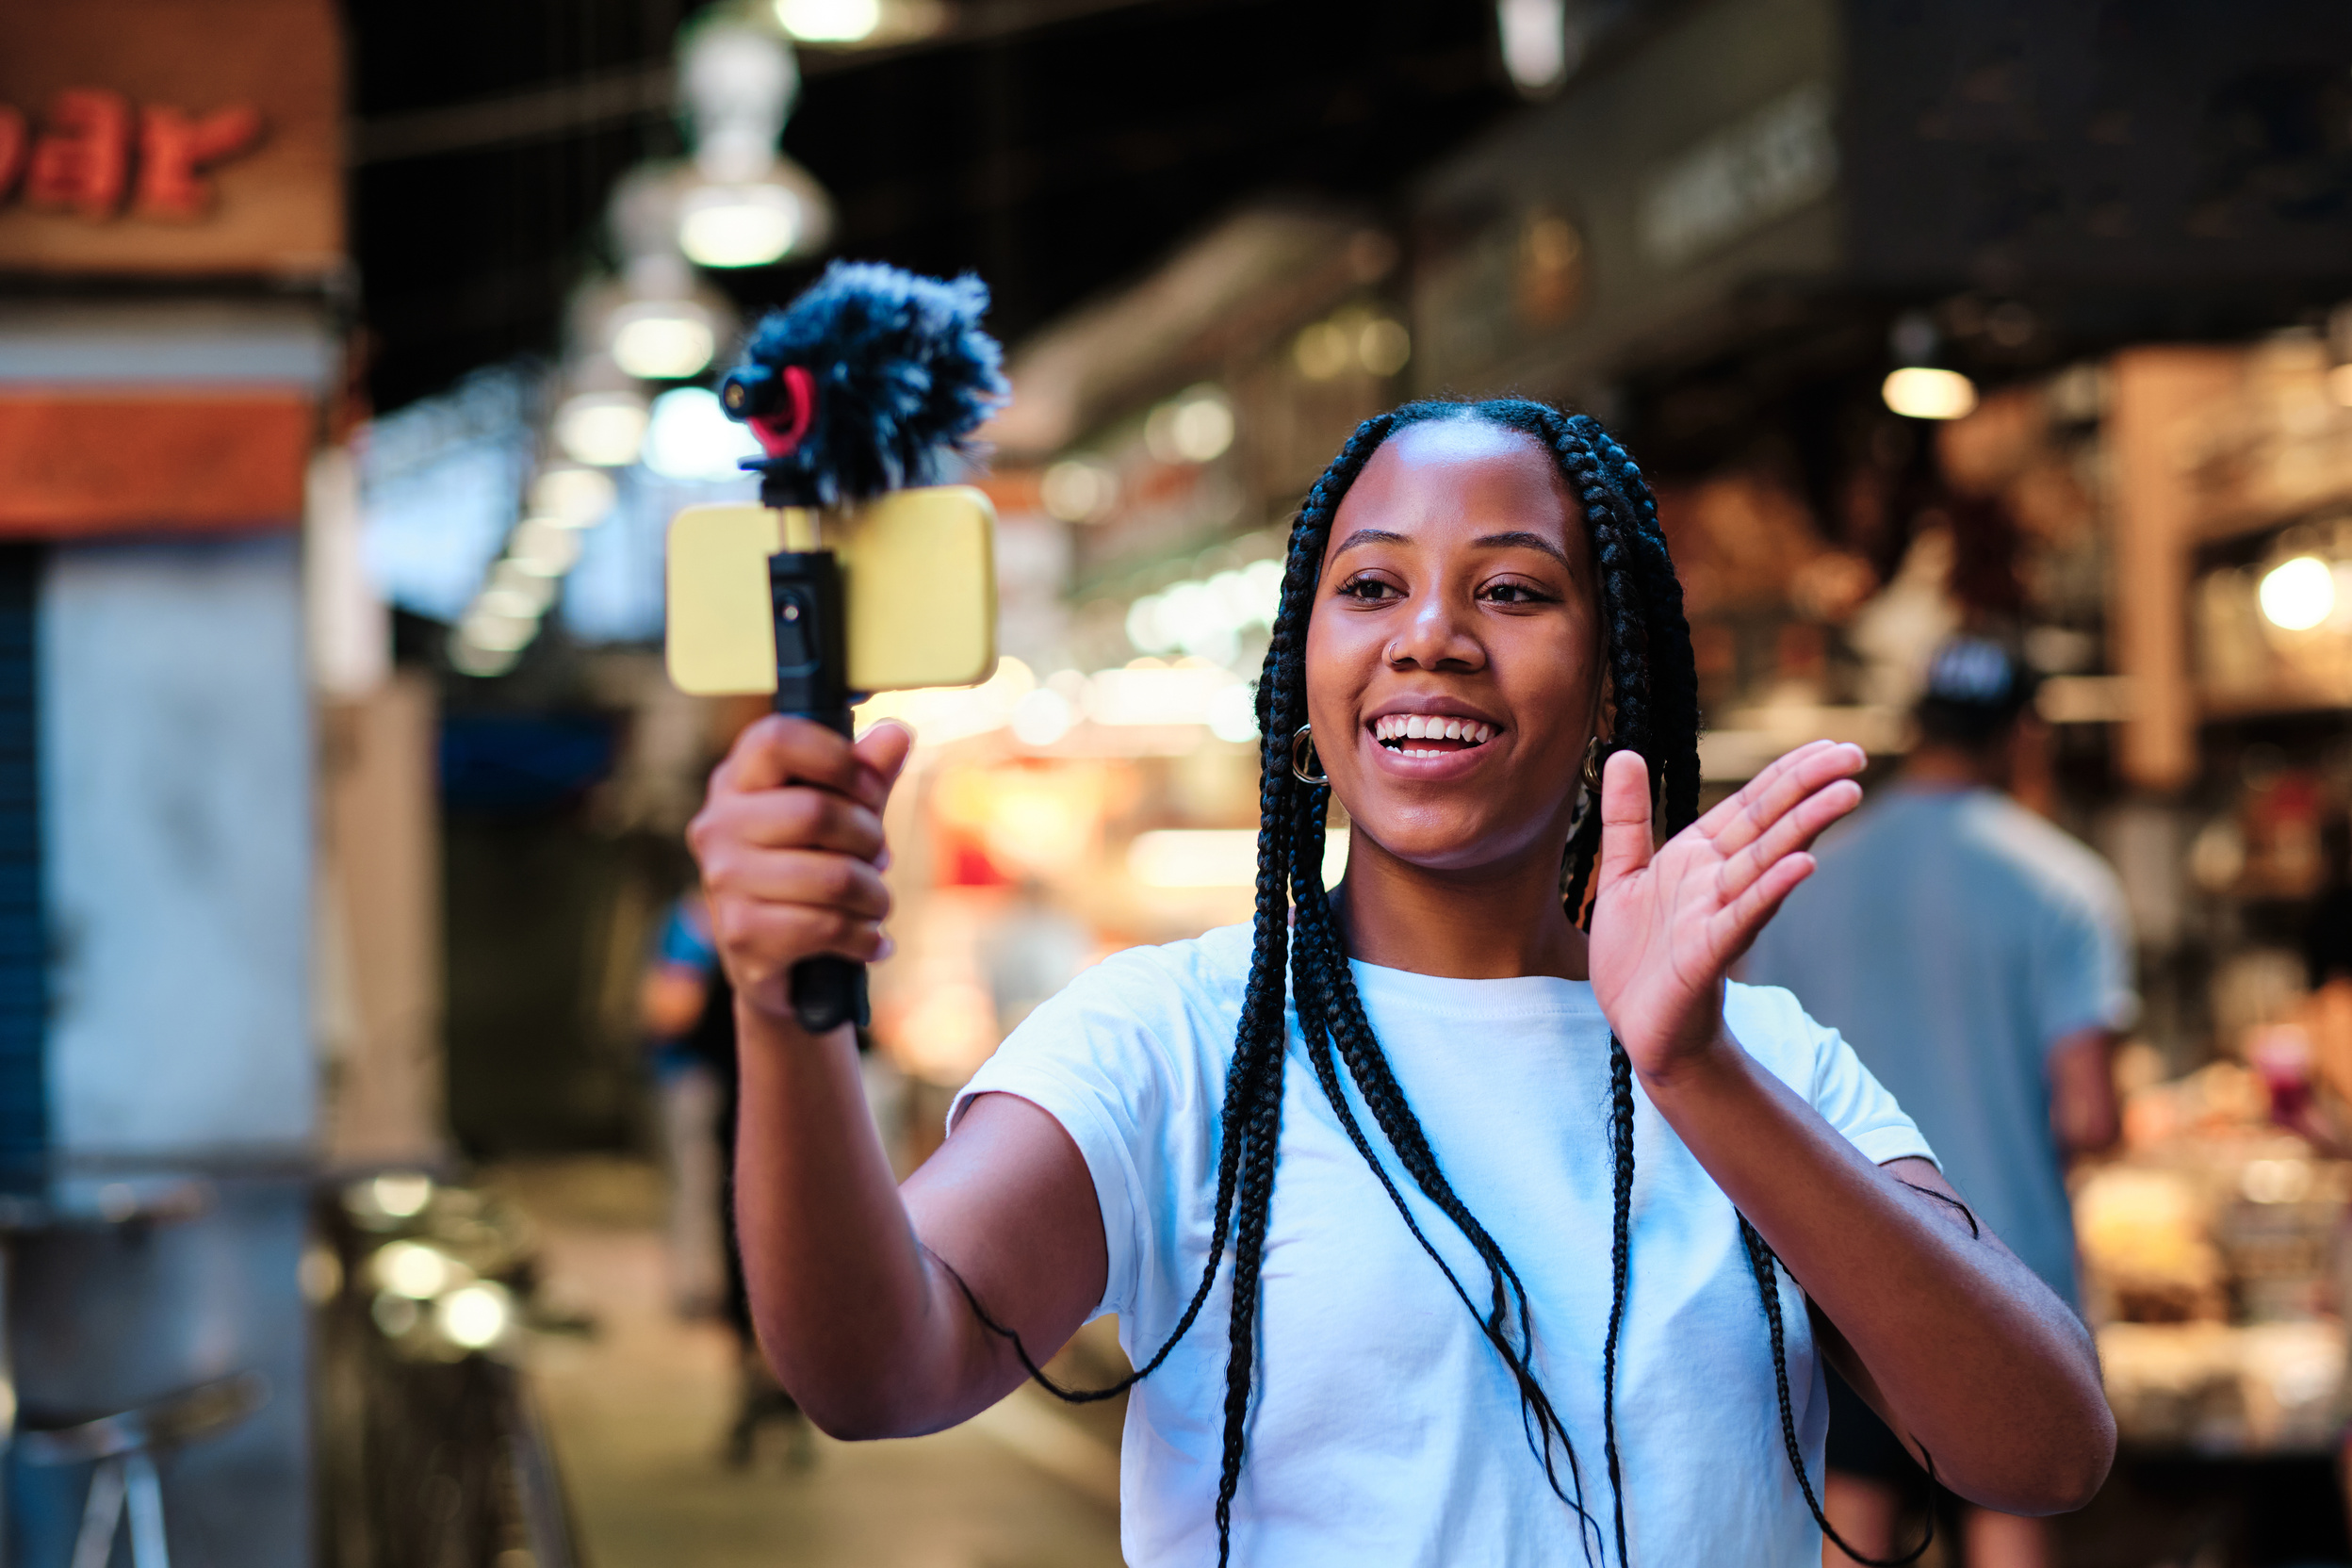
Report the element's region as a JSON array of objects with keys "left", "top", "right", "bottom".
[{"left": 0, "top": 90, "right": 264, "bottom": 222}]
